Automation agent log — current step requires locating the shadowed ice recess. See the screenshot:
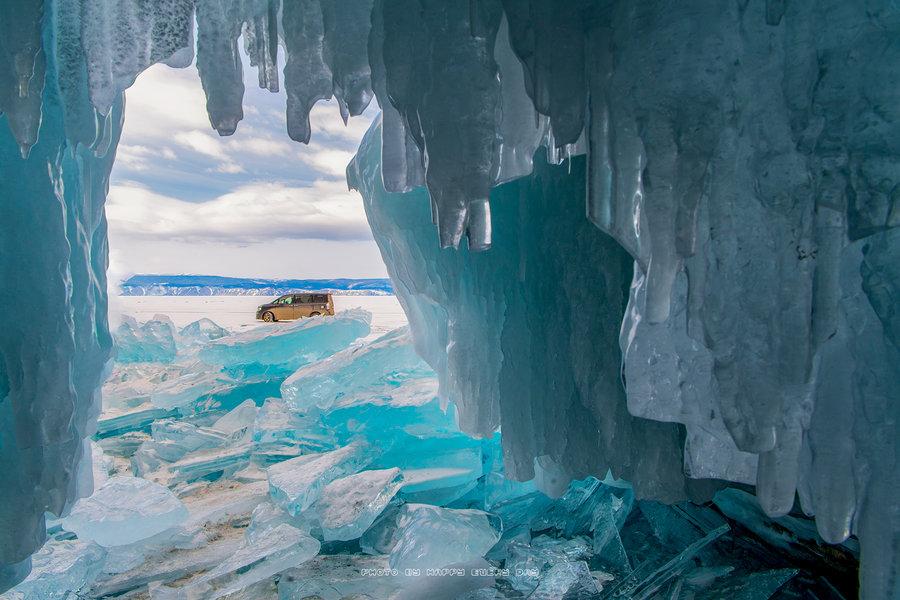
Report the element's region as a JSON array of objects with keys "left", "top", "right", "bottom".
[{"left": 0, "top": 0, "right": 897, "bottom": 598}]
